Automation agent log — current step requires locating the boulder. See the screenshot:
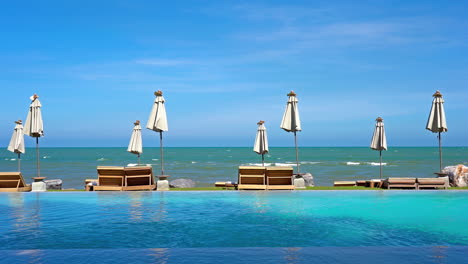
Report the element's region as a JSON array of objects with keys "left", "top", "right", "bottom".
[
  {"left": 169, "top": 179, "right": 196, "bottom": 188},
  {"left": 301, "top": 173, "right": 314, "bottom": 187},
  {"left": 443, "top": 165, "right": 468, "bottom": 187},
  {"left": 44, "top": 179, "right": 63, "bottom": 190}
]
